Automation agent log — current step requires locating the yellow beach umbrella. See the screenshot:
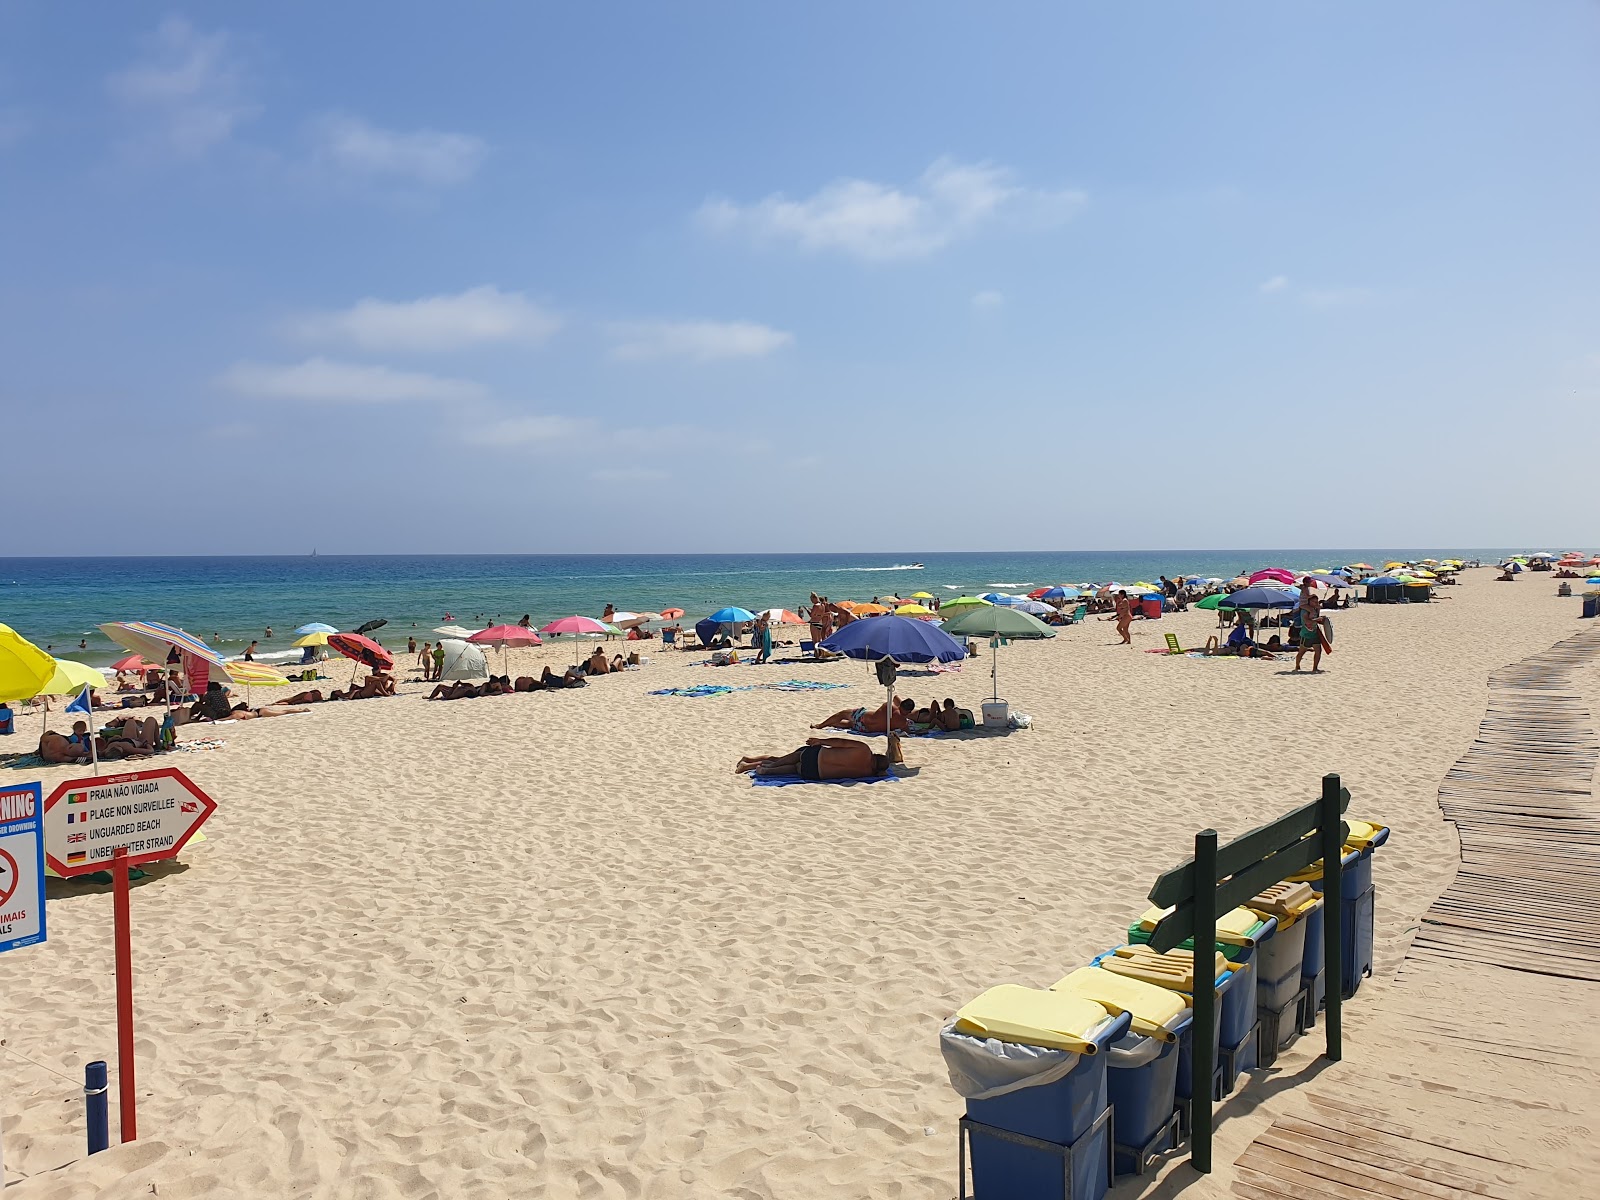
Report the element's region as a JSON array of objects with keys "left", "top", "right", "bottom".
[
  {"left": 37, "top": 659, "right": 108, "bottom": 696},
  {"left": 910, "top": 591, "right": 935, "bottom": 600},
  {"left": 894, "top": 603, "right": 935, "bottom": 616},
  {"left": 293, "top": 631, "right": 330, "bottom": 647},
  {"left": 0, "top": 624, "right": 57, "bottom": 702},
  {"left": 224, "top": 660, "right": 290, "bottom": 686}
]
